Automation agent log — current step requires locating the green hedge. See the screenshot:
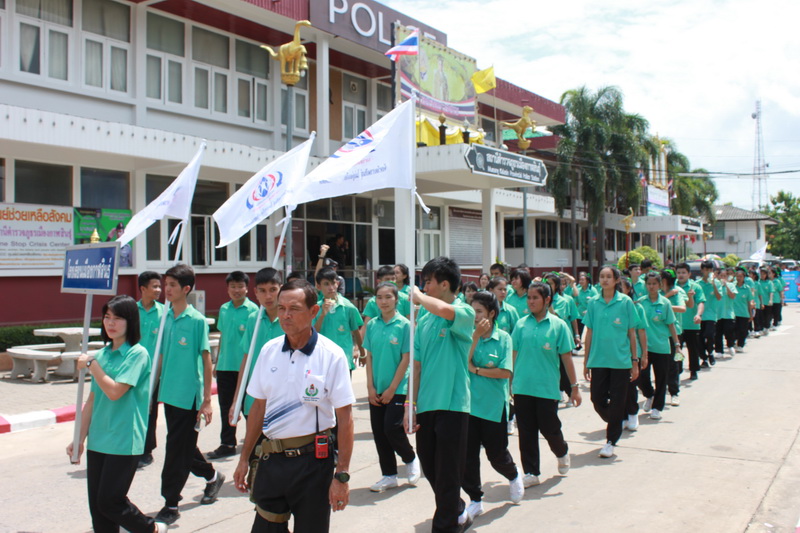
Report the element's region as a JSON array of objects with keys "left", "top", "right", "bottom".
[
  {"left": 618, "top": 251, "right": 645, "bottom": 271},
  {"left": 0, "top": 322, "right": 102, "bottom": 352}
]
